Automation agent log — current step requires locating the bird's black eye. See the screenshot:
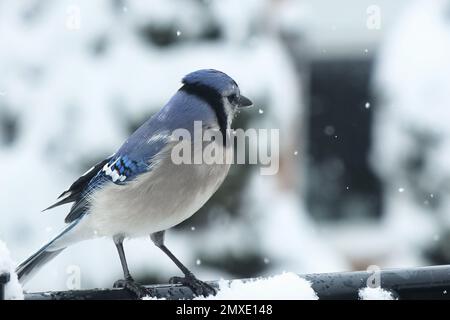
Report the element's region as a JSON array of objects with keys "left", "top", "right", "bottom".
[{"left": 227, "top": 94, "right": 239, "bottom": 105}]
